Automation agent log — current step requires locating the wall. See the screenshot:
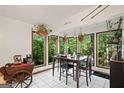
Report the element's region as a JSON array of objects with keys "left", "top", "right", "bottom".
[{"left": 0, "top": 16, "right": 33, "bottom": 66}]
